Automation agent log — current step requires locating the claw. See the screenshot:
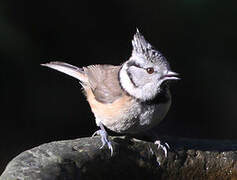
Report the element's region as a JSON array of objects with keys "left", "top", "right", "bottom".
[
  {"left": 154, "top": 140, "right": 170, "bottom": 157},
  {"left": 92, "top": 129, "right": 113, "bottom": 156}
]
